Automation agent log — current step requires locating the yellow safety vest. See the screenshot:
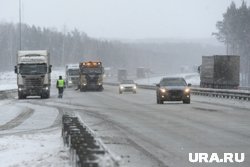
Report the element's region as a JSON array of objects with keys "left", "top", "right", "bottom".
[{"left": 58, "top": 79, "right": 64, "bottom": 88}]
